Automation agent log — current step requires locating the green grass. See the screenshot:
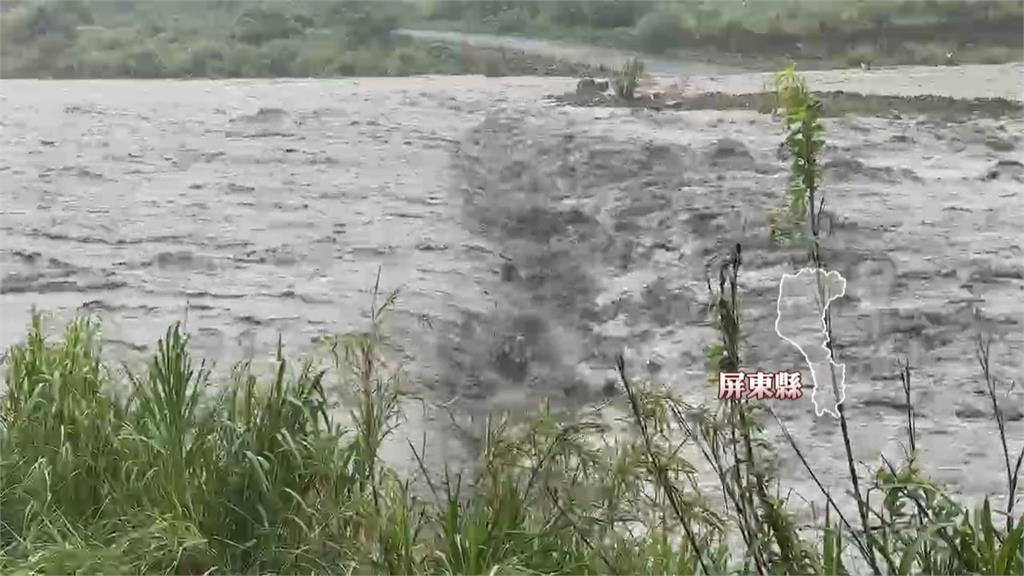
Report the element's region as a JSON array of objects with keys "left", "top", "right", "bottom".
[
  {"left": 2, "top": 69, "right": 1024, "bottom": 574},
  {"left": 4, "top": 0, "right": 1020, "bottom": 78},
  {"left": 612, "top": 56, "right": 644, "bottom": 99},
  {"left": 0, "top": 0, "right": 594, "bottom": 78},
  {"left": 3, "top": 270, "right": 1022, "bottom": 574}
]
